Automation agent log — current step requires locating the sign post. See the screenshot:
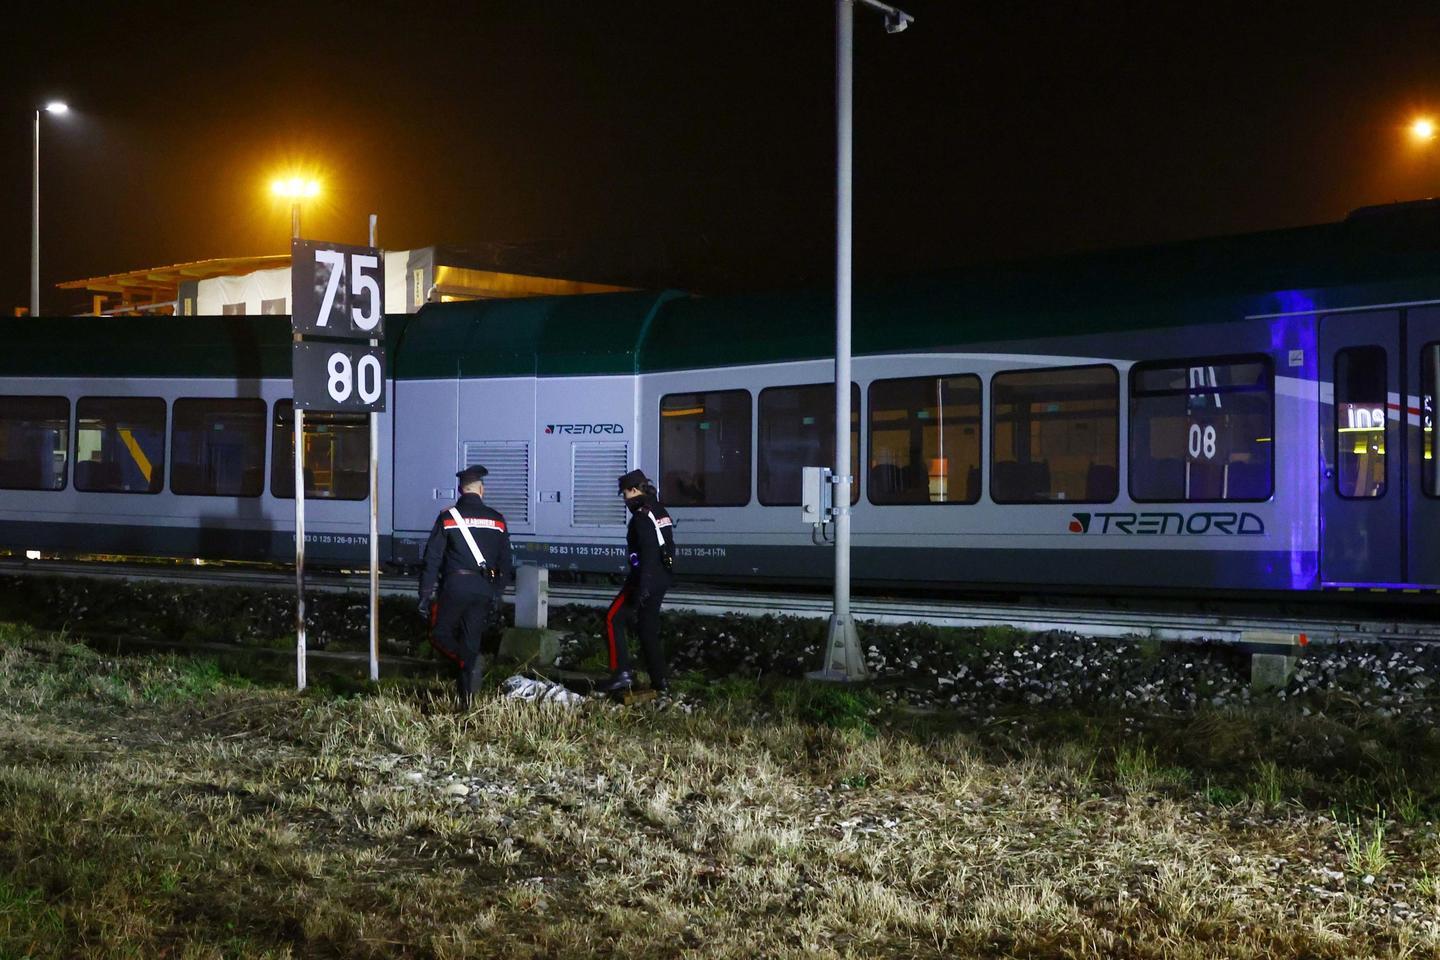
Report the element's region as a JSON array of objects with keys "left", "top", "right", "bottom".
[
  {"left": 290, "top": 237, "right": 387, "bottom": 690},
  {"left": 368, "top": 214, "right": 380, "bottom": 684}
]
